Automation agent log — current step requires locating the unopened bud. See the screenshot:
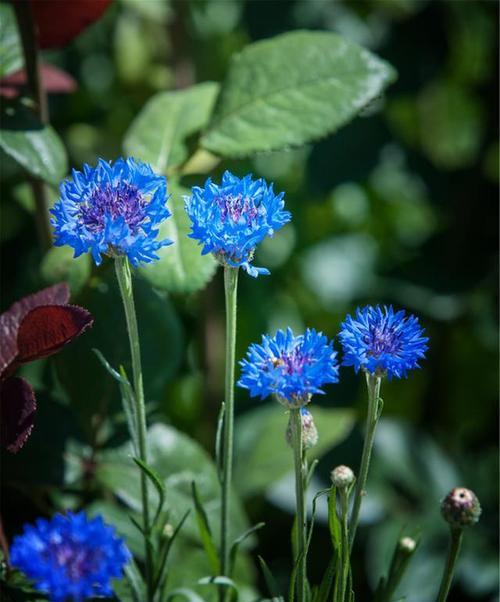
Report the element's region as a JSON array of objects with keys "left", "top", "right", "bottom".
[
  {"left": 399, "top": 536, "right": 417, "bottom": 553},
  {"left": 286, "top": 407, "right": 318, "bottom": 450},
  {"left": 330, "top": 465, "right": 355, "bottom": 489},
  {"left": 441, "top": 487, "right": 481, "bottom": 529},
  {"left": 163, "top": 523, "right": 174, "bottom": 538}
]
